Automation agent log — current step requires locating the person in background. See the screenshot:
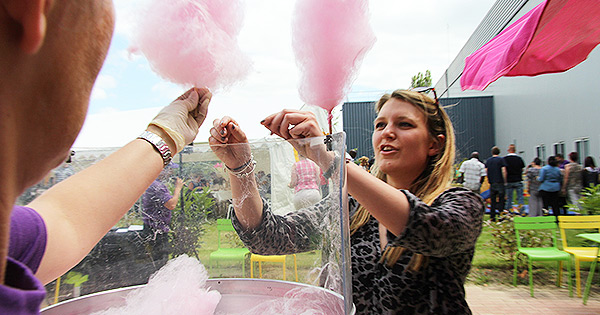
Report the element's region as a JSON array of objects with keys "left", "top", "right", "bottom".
[
  {"left": 289, "top": 155, "right": 322, "bottom": 210},
  {"left": 526, "top": 158, "right": 543, "bottom": 217},
  {"left": 556, "top": 153, "right": 569, "bottom": 169},
  {"left": 0, "top": 1, "right": 212, "bottom": 312},
  {"left": 458, "top": 151, "right": 486, "bottom": 194},
  {"left": 554, "top": 153, "right": 569, "bottom": 213},
  {"left": 209, "top": 89, "right": 484, "bottom": 313},
  {"left": 504, "top": 144, "right": 525, "bottom": 213},
  {"left": 348, "top": 149, "right": 358, "bottom": 162},
  {"left": 358, "top": 156, "right": 370, "bottom": 172},
  {"left": 563, "top": 152, "right": 583, "bottom": 211},
  {"left": 141, "top": 163, "right": 184, "bottom": 269},
  {"left": 582, "top": 156, "right": 599, "bottom": 189},
  {"left": 538, "top": 156, "right": 564, "bottom": 217},
  {"left": 485, "top": 146, "right": 507, "bottom": 221}
]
